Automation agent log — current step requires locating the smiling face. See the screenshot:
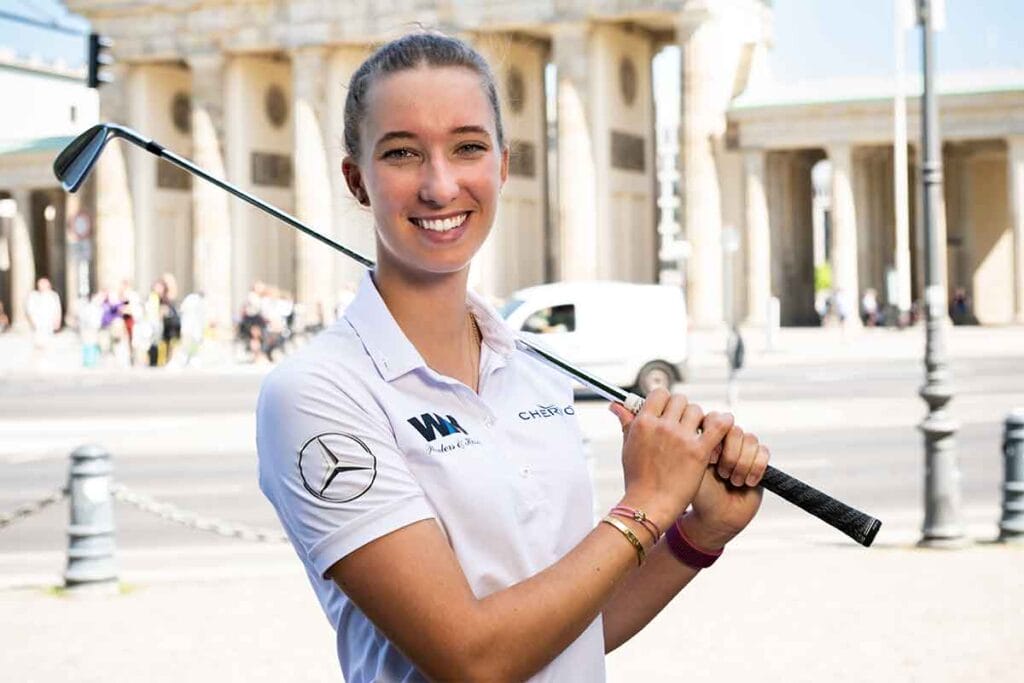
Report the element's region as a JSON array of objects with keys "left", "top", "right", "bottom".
[{"left": 343, "top": 65, "right": 509, "bottom": 281}]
